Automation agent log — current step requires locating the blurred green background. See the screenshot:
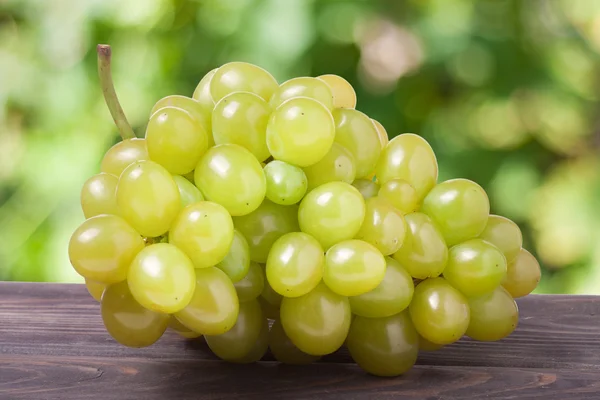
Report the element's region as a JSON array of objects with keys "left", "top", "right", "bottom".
[{"left": 0, "top": 0, "right": 599, "bottom": 294}]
